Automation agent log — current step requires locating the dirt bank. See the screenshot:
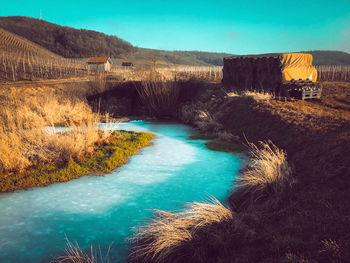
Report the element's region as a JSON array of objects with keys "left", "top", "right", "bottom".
[{"left": 173, "top": 82, "right": 350, "bottom": 262}]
